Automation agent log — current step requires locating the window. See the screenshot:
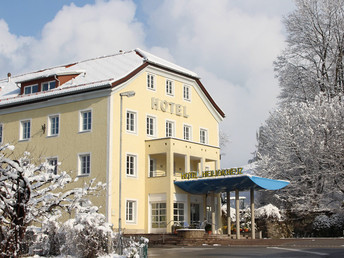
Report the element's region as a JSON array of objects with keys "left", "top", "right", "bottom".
[
  {"left": 147, "top": 74, "right": 155, "bottom": 90},
  {"left": 79, "top": 154, "right": 91, "bottom": 175},
  {"left": 47, "top": 158, "right": 58, "bottom": 175},
  {"left": 183, "top": 125, "right": 191, "bottom": 141},
  {"left": 200, "top": 129, "right": 208, "bottom": 144},
  {"left": 183, "top": 85, "right": 191, "bottom": 101},
  {"left": 149, "top": 158, "right": 156, "bottom": 177},
  {"left": 0, "top": 124, "right": 2, "bottom": 143},
  {"left": 174, "top": 203, "right": 185, "bottom": 224},
  {"left": 126, "top": 200, "right": 137, "bottom": 223},
  {"left": 24, "top": 84, "right": 38, "bottom": 95},
  {"left": 126, "top": 111, "right": 136, "bottom": 133},
  {"left": 151, "top": 203, "right": 166, "bottom": 228},
  {"left": 80, "top": 110, "right": 92, "bottom": 132},
  {"left": 20, "top": 120, "right": 31, "bottom": 140},
  {"left": 146, "top": 116, "right": 156, "bottom": 137},
  {"left": 165, "top": 120, "right": 174, "bottom": 138},
  {"left": 165, "top": 79, "right": 174, "bottom": 96},
  {"left": 126, "top": 154, "right": 137, "bottom": 177},
  {"left": 42, "top": 81, "right": 56, "bottom": 91},
  {"left": 48, "top": 115, "right": 59, "bottom": 136}
]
